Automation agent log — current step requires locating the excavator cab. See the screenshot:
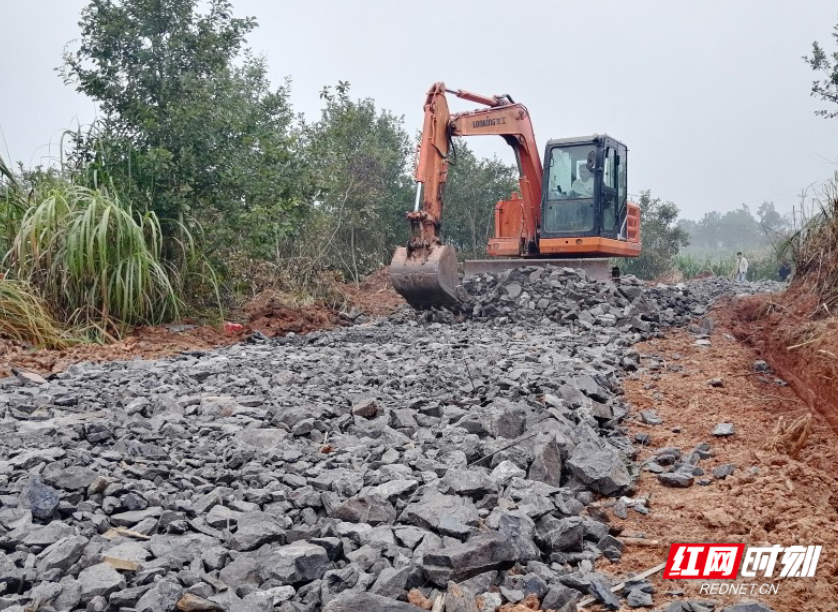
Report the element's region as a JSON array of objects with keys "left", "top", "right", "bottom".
[
  {"left": 538, "top": 135, "right": 640, "bottom": 257},
  {"left": 390, "top": 83, "right": 641, "bottom": 309}
]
